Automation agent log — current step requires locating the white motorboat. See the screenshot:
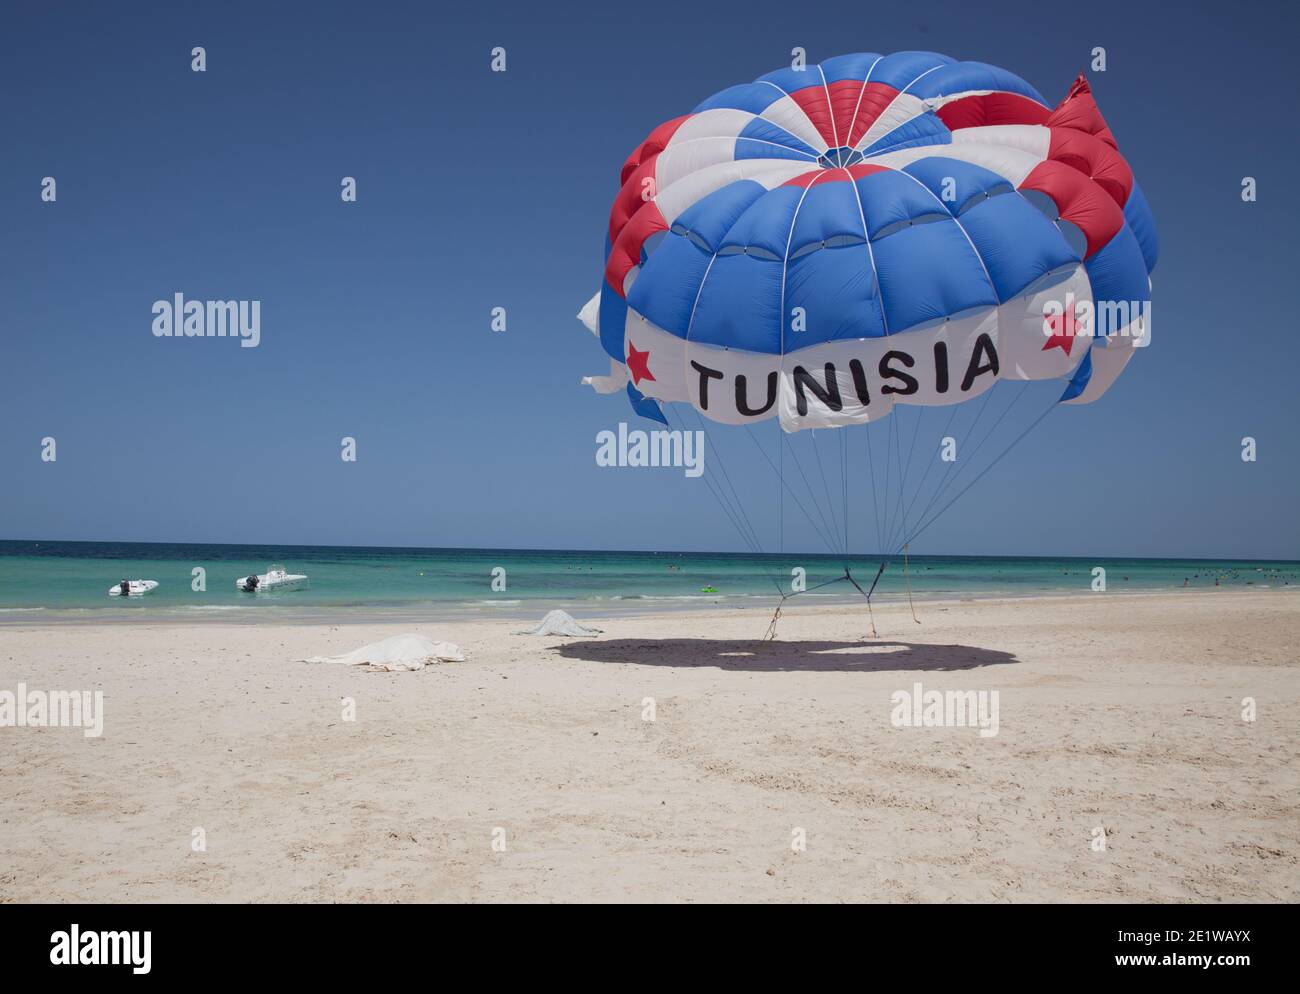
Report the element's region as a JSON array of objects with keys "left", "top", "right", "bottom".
[
  {"left": 108, "top": 579, "right": 159, "bottom": 596},
  {"left": 235, "top": 564, "right": 309, "bottom": 593}
]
